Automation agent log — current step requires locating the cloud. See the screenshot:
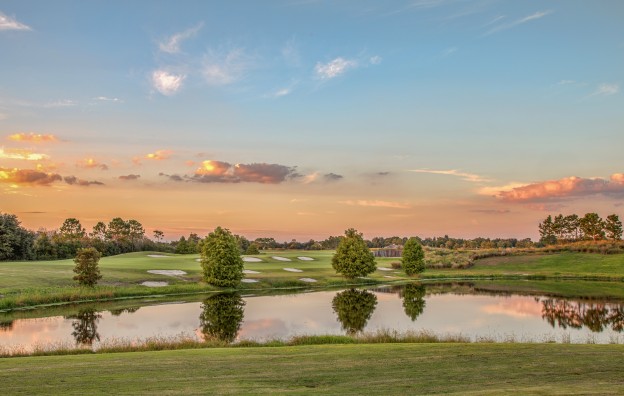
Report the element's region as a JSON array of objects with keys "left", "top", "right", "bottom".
[
  {"left": 151, "top": 70, "right": 186, "bottom": 95},
  {"left": 76, "top": 158, "right": 108, "bottom": 170},
  {"left": 339, "top": 200, "right": 411, "bottom": 209},
  {"left": 185, "top": 160, "right": 299, "bottom": 184},
  {"left": 323, "top": 173, "right": 343, "bottom": 182},
  {"left": 202, "top": 48, "right": 252, "bottom": 86},
  {"left": 442, "top": 47, "right": 458, "bottom": 57},
  {"left": 44, "top": 99, "right": 77, "bottom": 108},
  {"left": 369, "top": 56, "right": 382, "bottom": 65},
  {"left": 159, "top": 23, "right": 203, "bottom": 54},
  {"left": 0, "top": 11, "right": 31, "bottom": 31},
  {"left": 7, "top": 133, "right": 59, "bottom": 143},
  {"left": 470, "top": 209, "right": 511, "bottom": 214},
  {"left": 93, "top": 96, "right": 123, "bottom": 103},
  {"left": 63, "top": 176, "right": 104, "bottom": 186},
  {"left": 484, "top": 10, "right": 552, "bottom": 36},
  {"left": 118, "top": 174, "right": 141, "bottom": 181},
  {"left": 145, "top": 150, "right": 173, "bottom": 161},
  {"left": 0, "top": 148, "right": 49, "bottom": 161},
  {"left": 490, "top": 174, "right": 624, "bottom": 203},
  {"left": 557, "top": 80, "right": 576, "bottom": 85},
  {"left": 408, "top": 169, "right": 491, "bottom": 183},
  {"left": 0, "top": 167, "right": 62, "bottom": 185},
  {"left": 315, "top": 57, "right": 358, "bottom": 79},
  {"left": 159, "top": 172, "right": 184, "bottom": 182},
  {"left": 589, "top": 83, "right": 619, "bottom": 97}
]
